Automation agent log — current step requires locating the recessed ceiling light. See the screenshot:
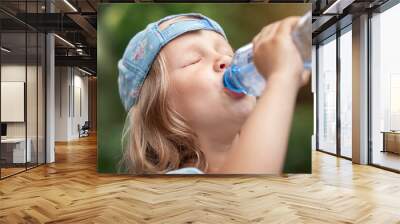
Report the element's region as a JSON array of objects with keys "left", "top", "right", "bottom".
[
  {"left": 323, "top": 0, "right": 354, "bottom": 15},
  {"left": 54, "top": 34, "right": 75, "bottom": 48},
  {"left": 63, "top": 0, "right": 78, "bottom": 12},
  {"left": 1, "top": 47, "right": 11, "bottom": 53},
  {"left": 78, "top": 67, "right": 92, "bottom": 76}
]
